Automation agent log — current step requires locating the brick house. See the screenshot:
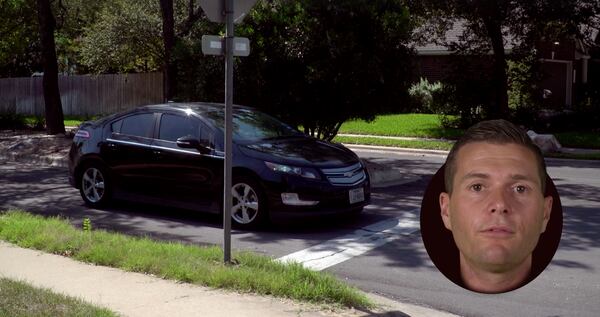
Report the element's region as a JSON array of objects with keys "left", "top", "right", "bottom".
[{"left": 412, "top": 22, "right": 600, "bottom": 109}]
